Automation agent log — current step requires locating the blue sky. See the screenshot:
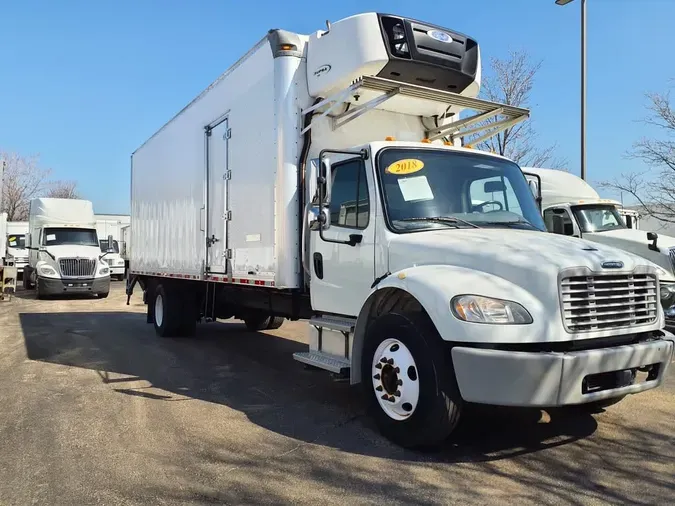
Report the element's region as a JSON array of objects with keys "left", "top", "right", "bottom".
[{"left": 1, "top": 0, "right": 673, "bottom": 213}]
